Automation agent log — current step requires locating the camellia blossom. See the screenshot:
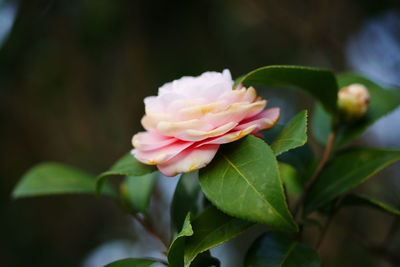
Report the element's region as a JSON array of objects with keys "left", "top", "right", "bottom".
[{"left": 131, "top": 70, "right": 280, "bottom": 176}]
